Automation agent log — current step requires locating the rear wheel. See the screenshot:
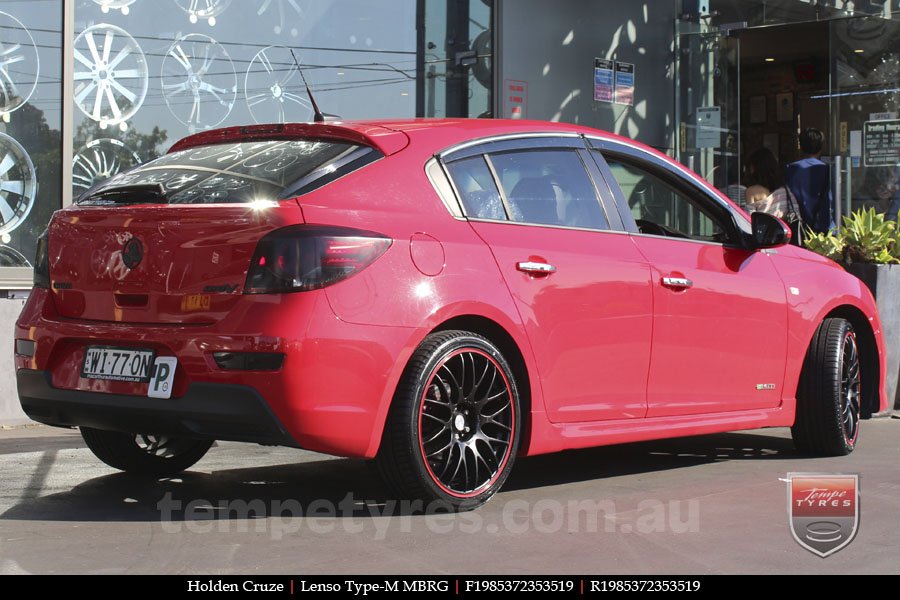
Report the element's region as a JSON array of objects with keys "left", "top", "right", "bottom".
[
  {"left": 376, "top": 331, "right": 521, "bottom": 511},
  {"left": 81, "top": 427, "right": 213, "bottom": 477},
  {"left": 792, "top": 318, "right": 861, "bottom": 456}
]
